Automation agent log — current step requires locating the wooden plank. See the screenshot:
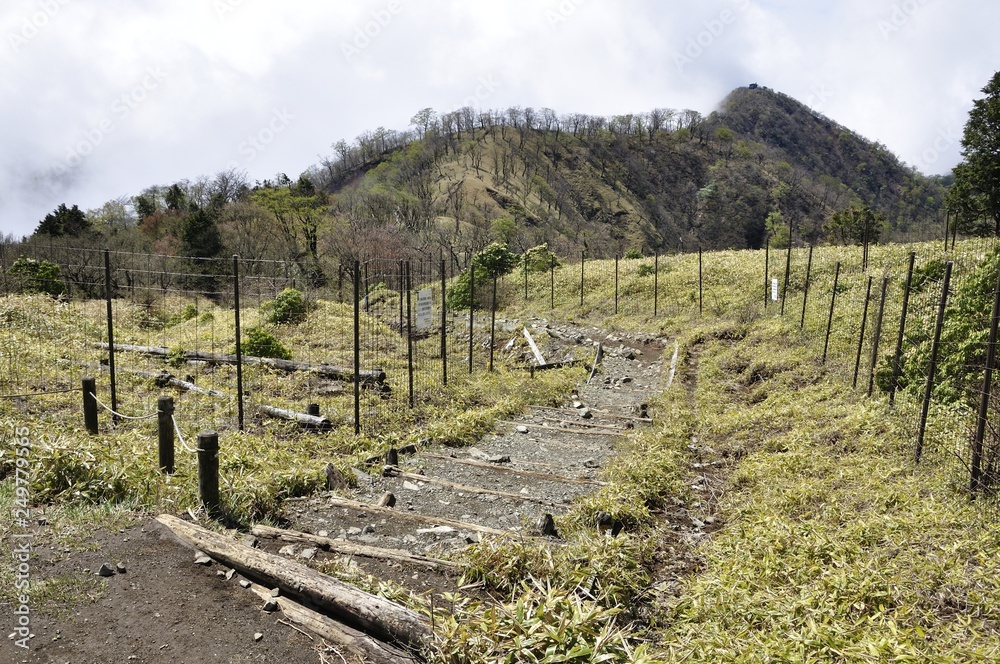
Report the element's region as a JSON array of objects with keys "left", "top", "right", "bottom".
[
  {"left": 423, "top": 454, "right": 604, "bottom": 486},
  {"left": 325, "top": 496, "right": 508, "bottom": 536},
  {"left": 251, "top": 525, "right": 461, "bottom": 571},
  {"left": 155, "top": 514, "right": 431, "bottom": 650},
  {"left": 386, "top": 467, "right": 564, "bottom": 507},
  {"left": 497, "top": 420, "right": 620, "bottom": 437},
  {"left": 522, "top": 327, "right": 547, "bottom": 366}
]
